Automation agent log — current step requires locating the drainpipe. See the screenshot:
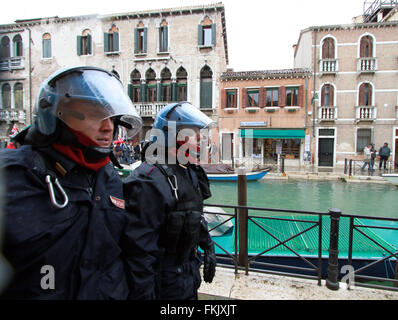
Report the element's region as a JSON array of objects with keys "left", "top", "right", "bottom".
[
  {"left": 312, "top": 29, "right": 317, "bottom": 168},
  {"left": 27, "top": 26, "right": 33, "bottom": 125}
]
